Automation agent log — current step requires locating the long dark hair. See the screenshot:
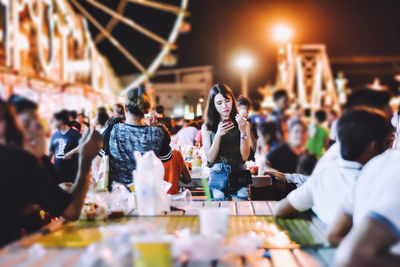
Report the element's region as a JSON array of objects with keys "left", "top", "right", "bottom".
[
  {"left": 0, "top": 99, "right": 23, "bottom": 148},
  {"left": 205, "top": 83, "right": 239, "bottom": 132}
]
